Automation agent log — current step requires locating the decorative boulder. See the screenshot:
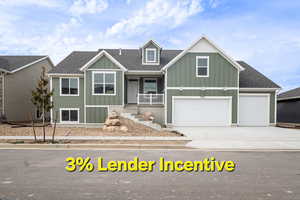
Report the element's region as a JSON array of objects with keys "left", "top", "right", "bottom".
[
  {"left": 143, "top": 111, "right": 154, "bottom": 121},
  {"left": 120, "top": 125, "right": 128, "bottom": 132},
  {"left": 105, "top": 118, "right": 121, "bottom": 126},
  {"left": 108, "top": 111, "right": 119, "bottom": 119}
]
